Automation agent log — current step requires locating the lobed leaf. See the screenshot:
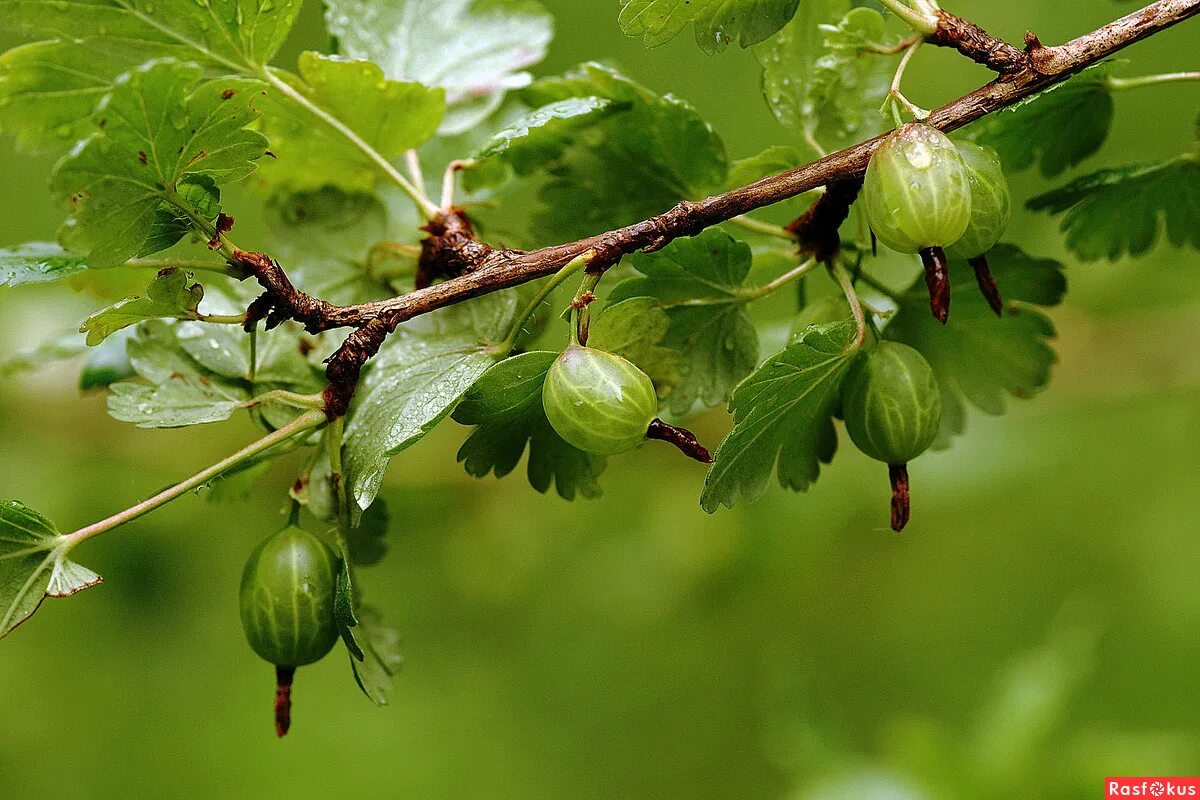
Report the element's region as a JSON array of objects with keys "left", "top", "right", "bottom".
[
  {"left": 107, "top": 374, "right": 246, "bottom": 428},
  {"left": 453, "top": 351, "right": 607, "bottom": 500},
  {"left": 51, "top": 60, "right": 268, "bottom": 267},
  {"left": 701, "top": 319, "right": 860, "bottom": 512},
  {"left": 963, "top": 64, "right": 1114, "bottom": 177},
  {"left": 884, "top": 244, "right": 1065, "bottom": 446},
  {"left": 1026, "top": 156, "right": 1200, "bottom": 261},
  {"left": 0, "top": 500, "right": 101, "bottom": 639},
  {"left": 0, "top": 0, "right": 302, "bottom": 152},
  {"left": 610, "top": 229, "right": 759, "bottom": 415},
  {"left": 589, "top": 297, "right": 681, "bottom": 398},
  {"left": 80, "top": 268, "right": 204, "bottom": 346}
]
